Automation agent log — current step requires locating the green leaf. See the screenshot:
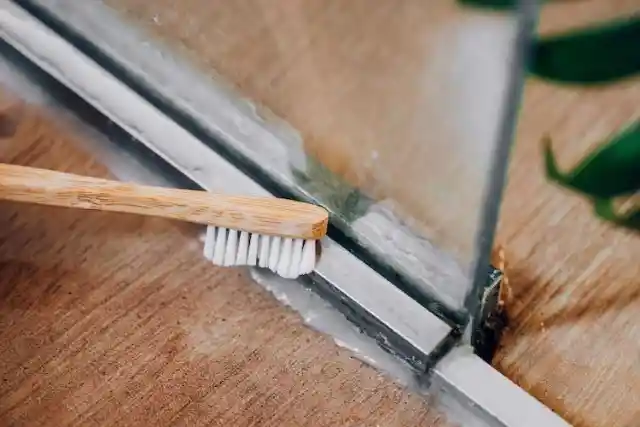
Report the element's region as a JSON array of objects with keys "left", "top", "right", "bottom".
[
  {"left": 593, "top": 198, "right": 640, "bottom": 231},
  {"left": 544, "top": 121, "right": 640, "bottom": 198},
  {"left": 531, "top": 17, "right": 640, "bottom": 84}
]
